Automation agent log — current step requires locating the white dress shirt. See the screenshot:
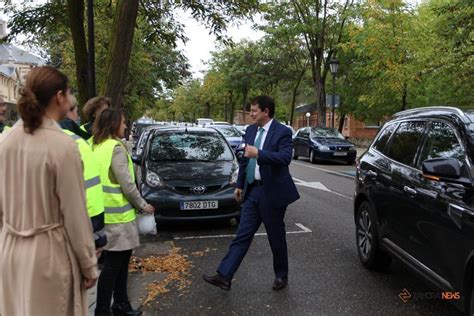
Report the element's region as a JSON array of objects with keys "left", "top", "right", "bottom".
[{"left": 254, "top": 119, "right": 273, "bottom": 180}]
